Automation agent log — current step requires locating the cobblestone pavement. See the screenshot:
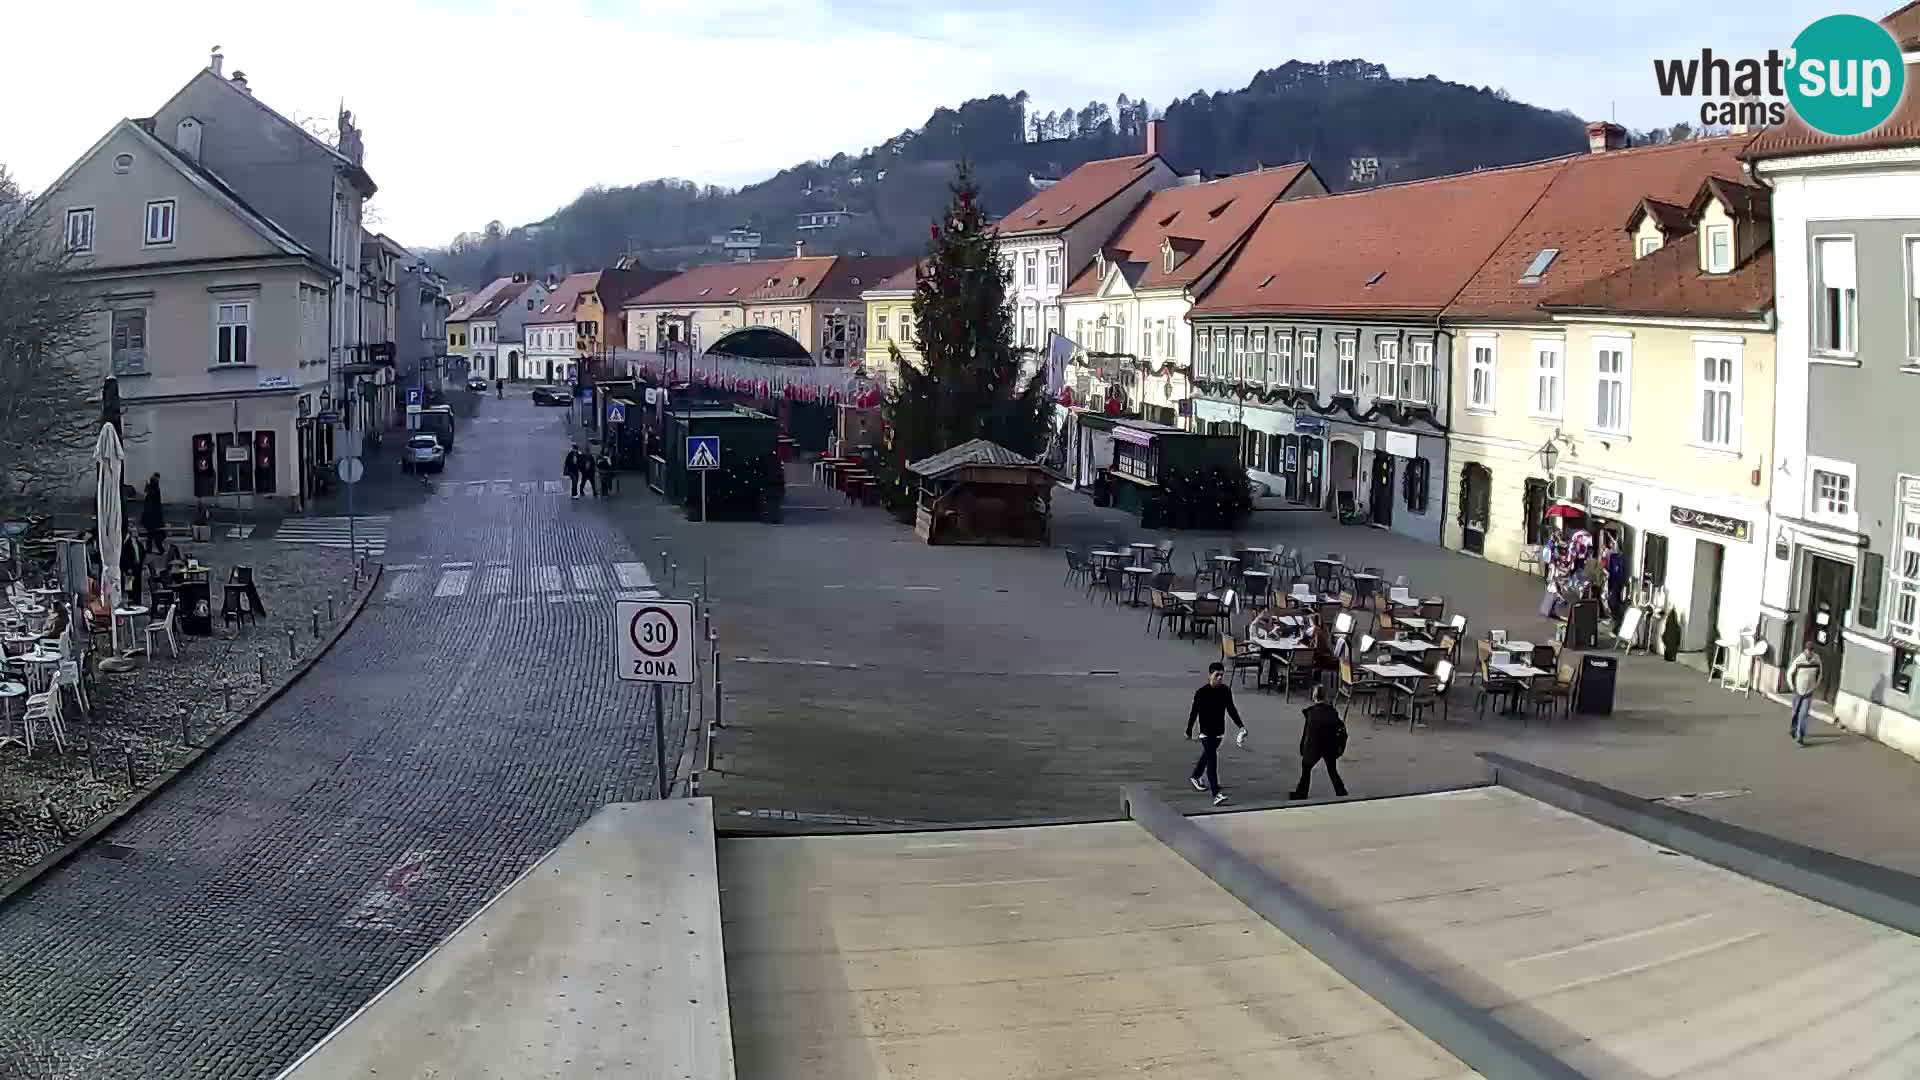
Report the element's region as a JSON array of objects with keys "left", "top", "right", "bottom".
[
  {"left": 660, "top": 470, "right": 1920, "bottom": 877},
  {"left": 0, "top": 399, "right": 693, "bottom": 1078},
  {"left": 1, "top": 541, "right": 358, "bottom": 881}
]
